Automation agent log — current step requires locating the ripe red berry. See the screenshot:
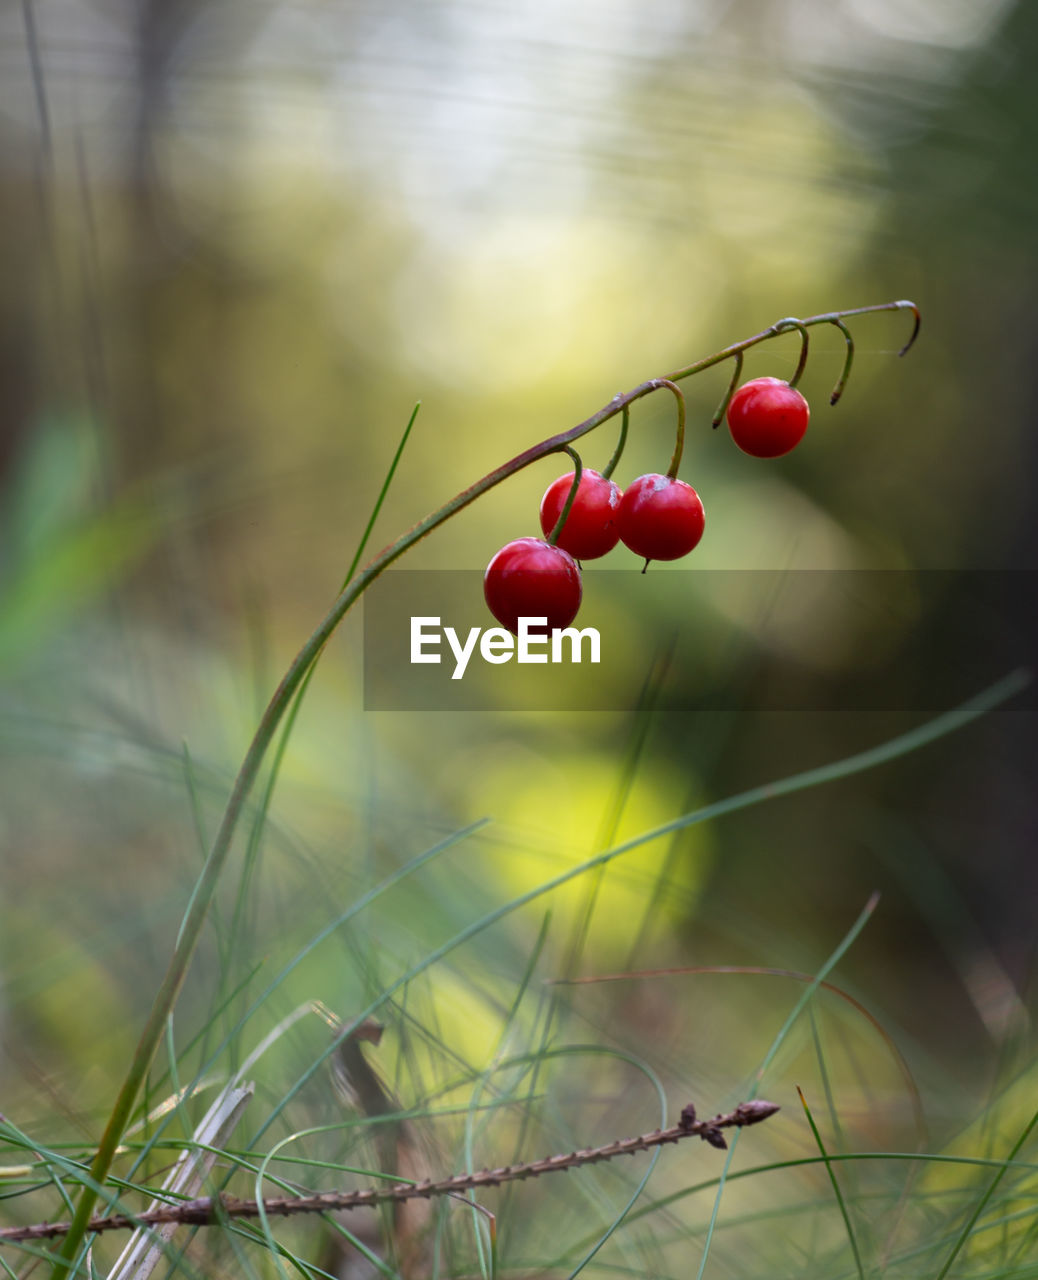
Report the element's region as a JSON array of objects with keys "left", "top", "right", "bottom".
[
  {"left": 483, "top": 537, "right": 582, "bottom": 635},
  {"left": 726, "top": 376, "right": 810, "bottom": 458},
  {"left": 617, "top": 474, "right": 705, "bottom": 562},
  {"left": 538, "top": 468, "right": 622, "bottom": 560}
]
